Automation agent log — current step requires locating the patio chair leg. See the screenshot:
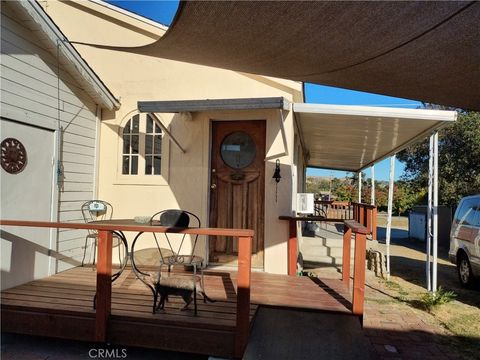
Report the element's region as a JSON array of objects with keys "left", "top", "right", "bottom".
[
  {"left": 92, "top": 239, "right": 97, "bottom": 266},
  {"left": 194, "top": 285, "right": 197, "bottom": 316},
  {"left": 81, "top": 237, "right": 88, "bottom": 266}
]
